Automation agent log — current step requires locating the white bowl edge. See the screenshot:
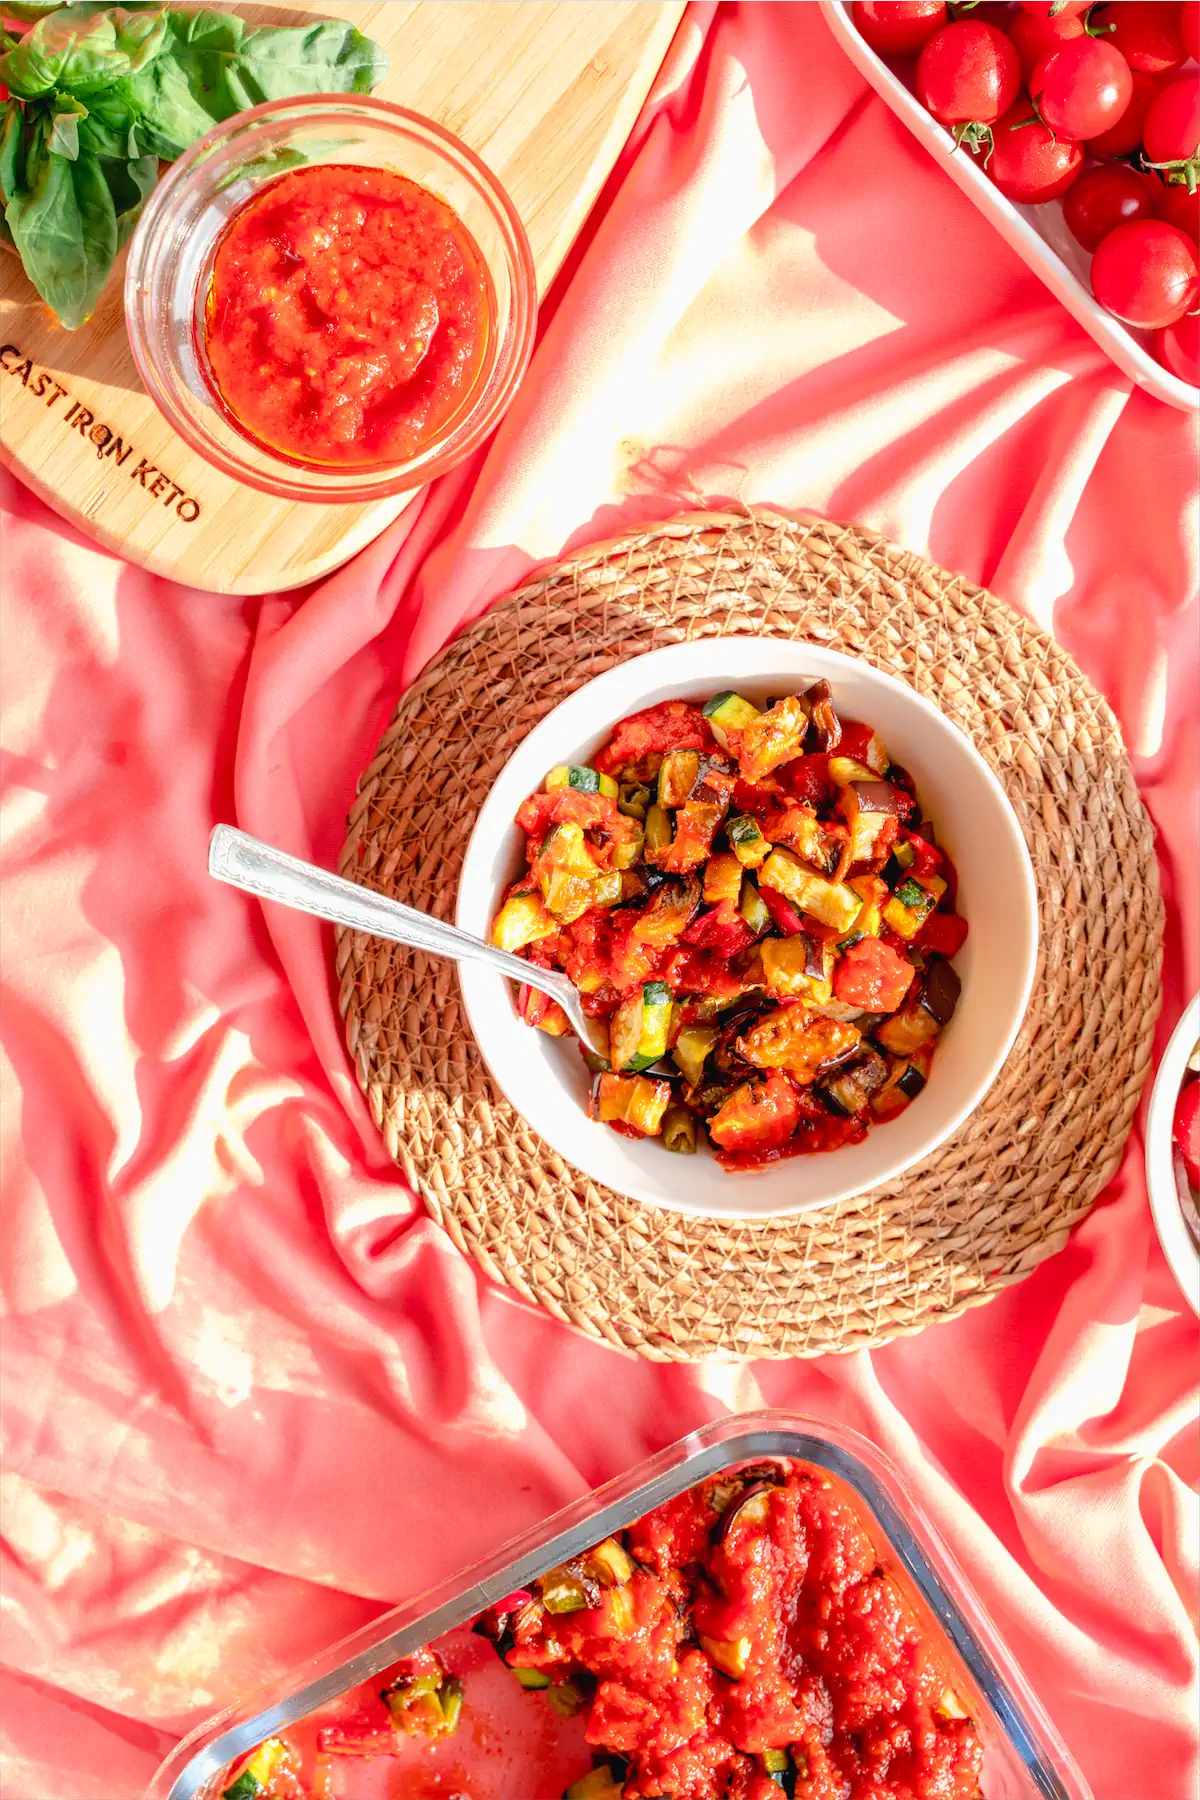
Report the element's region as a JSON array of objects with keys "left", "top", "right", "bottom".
[{"left": 1144, "top": 993, "right": 1200, "bottom": 1318}]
